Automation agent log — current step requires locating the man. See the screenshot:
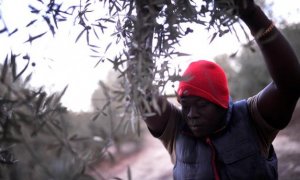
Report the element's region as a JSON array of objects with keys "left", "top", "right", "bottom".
[{"left": 142, "top": 0, "right": 300, "bottom": 179}]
